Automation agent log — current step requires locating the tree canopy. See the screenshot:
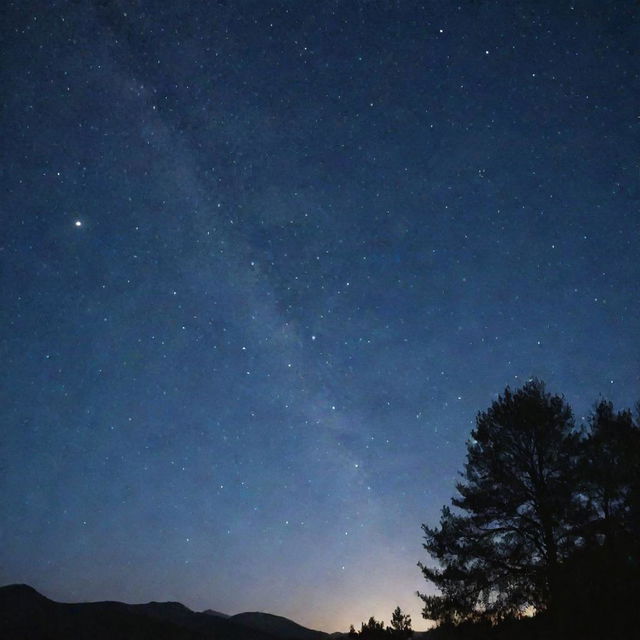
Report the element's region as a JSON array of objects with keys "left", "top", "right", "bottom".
[
  {"left": 418, "top": 380, "right": 640, "bottom": 637},
  {"left": 388, "top": 606, "right": 413, "bottom": 640},
  {"left": 351, "top": 608, "right": 413, "bottom": 640}
]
